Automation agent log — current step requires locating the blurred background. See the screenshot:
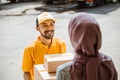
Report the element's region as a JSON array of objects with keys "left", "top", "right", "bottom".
[{"left": 0, "top": 0, "right": 120, "bottom": 80}]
